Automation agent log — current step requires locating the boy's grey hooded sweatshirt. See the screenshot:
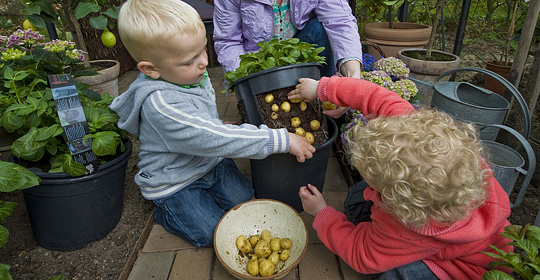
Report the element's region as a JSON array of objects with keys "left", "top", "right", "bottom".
[{"left": 110, "top": 74, "right": 289, "bottom": 200}]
